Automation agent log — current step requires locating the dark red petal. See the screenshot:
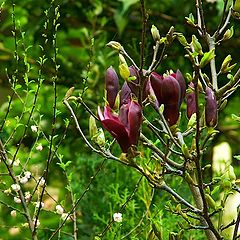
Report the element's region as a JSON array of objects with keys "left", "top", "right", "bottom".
[
  {"left": 103, "top": 106, "right": 119, "bottom": 121},
  {"left": 174, "top": 70, "right": 186, "bottom": 103},
  {"left": 119, "top": 102, "right": 130, "bottom": 129},
  {"left": 120, "top": 82, "right": 132, "bottom": 105},
  {"left": 205, "top": 87, "right": 218, "bottom": 127},
  {"left": 150, "top": 72, "right": 164, "bottom": 104},
  {"left": 163, "top": 104, "right": 180, "bottom": 126},
  {"left": 128, "top": 100, "right": 142, "bottom": 145},
  {"left": 101, "top": 119, "right": 131, "bottom": 152},
  {"left": 186, "top": 92, "right": 196, "bottom": 119},
  {"left": 161, "top": 76, "right": 181, "bottom": 105},
  {"left": 105, "top": 66, "right": 119, "bottom": 108}
]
